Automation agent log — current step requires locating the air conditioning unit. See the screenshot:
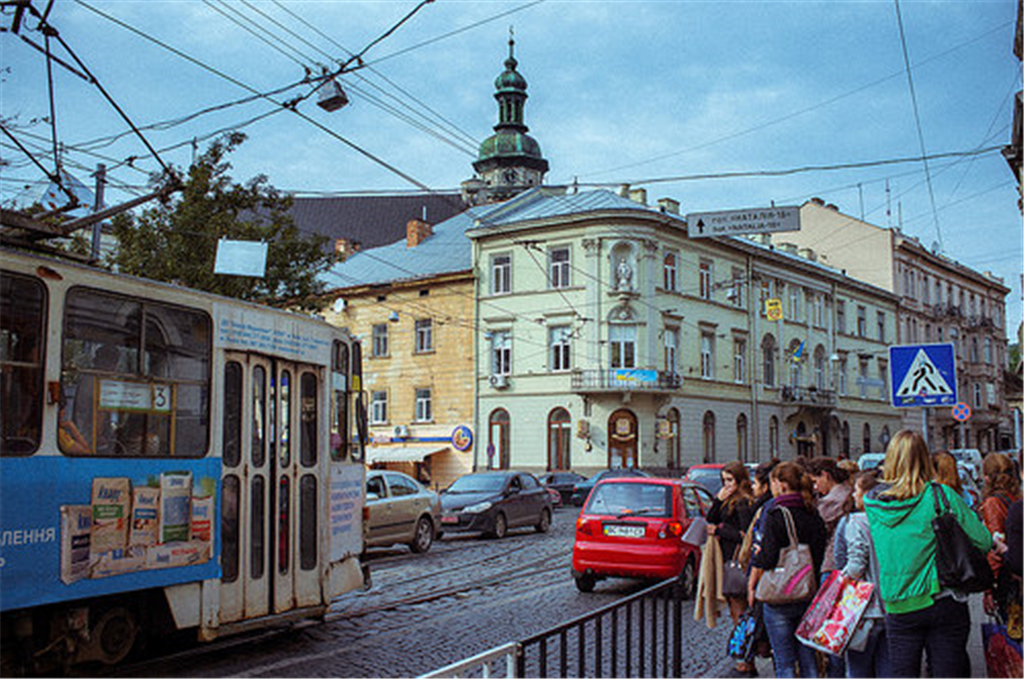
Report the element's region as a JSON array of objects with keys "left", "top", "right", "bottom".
[
  {"left": 394, "top": 424, "right": 410, "bottom": 438},
  {"left": 489, "top": 374, "right": 509, "bottom": 389}
]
